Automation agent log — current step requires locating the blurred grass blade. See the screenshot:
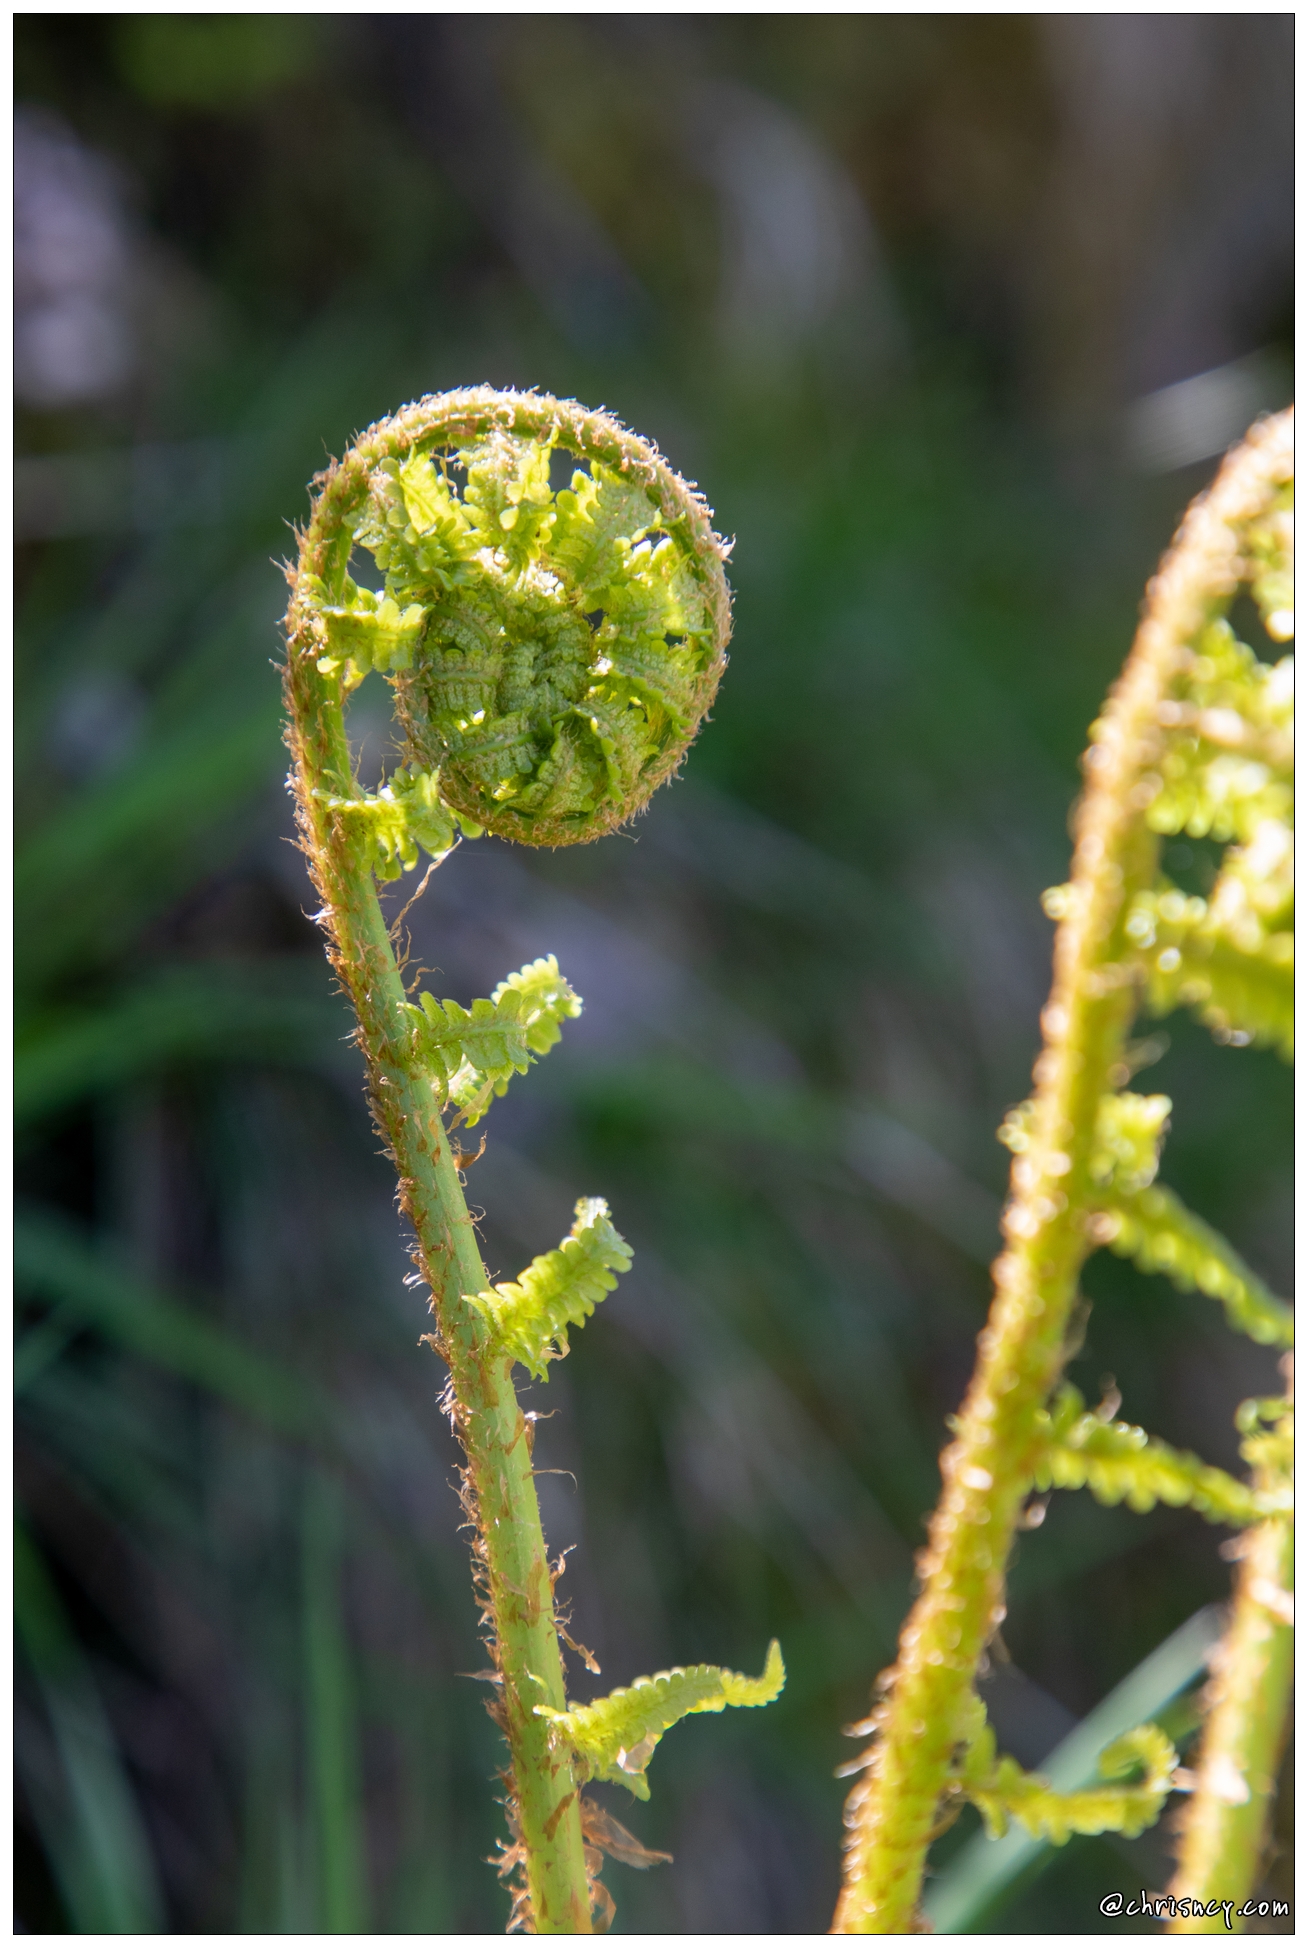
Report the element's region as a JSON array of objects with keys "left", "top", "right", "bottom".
[
  {"left": 14, "top": 1311, "right": 79, "bottom": 1393},
  {"left": 14, "top": 1519, "right": 165, "bottom": 1931},
  {"left": 575, "top": 1059, "right": 999, "bottom": 1264},
  {"left": 14, "top": 1208, "right": 324, "bottom": 1439},
  {"left": 15, "top": 706, "right": 276, "bottom": 994},
  {"left": 923, "top": 1605, "right": 1225, "bottom": 1931},
  {"left": 302, "top": 1473, "right": 369, "bottom": 1932},
  {"left": 15, "top": 965, "right": 348, "bottom": 1130}
]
